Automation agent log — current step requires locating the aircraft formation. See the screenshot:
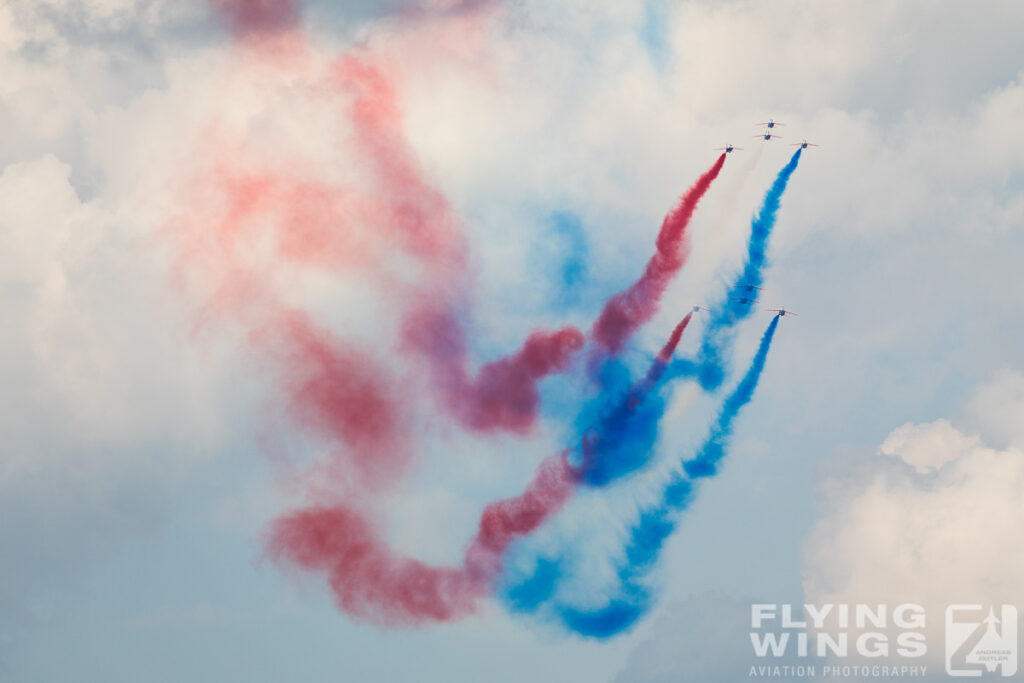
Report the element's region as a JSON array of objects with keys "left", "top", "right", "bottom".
[
  {"left": 718, "top": 287, "right": 797, "bottom": 318},
  {"left": 714, "top": 119, "right": 821, "bottom": 150},
  {"left": 706, "top": 120, "right": 815, "bottom": 320}
]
